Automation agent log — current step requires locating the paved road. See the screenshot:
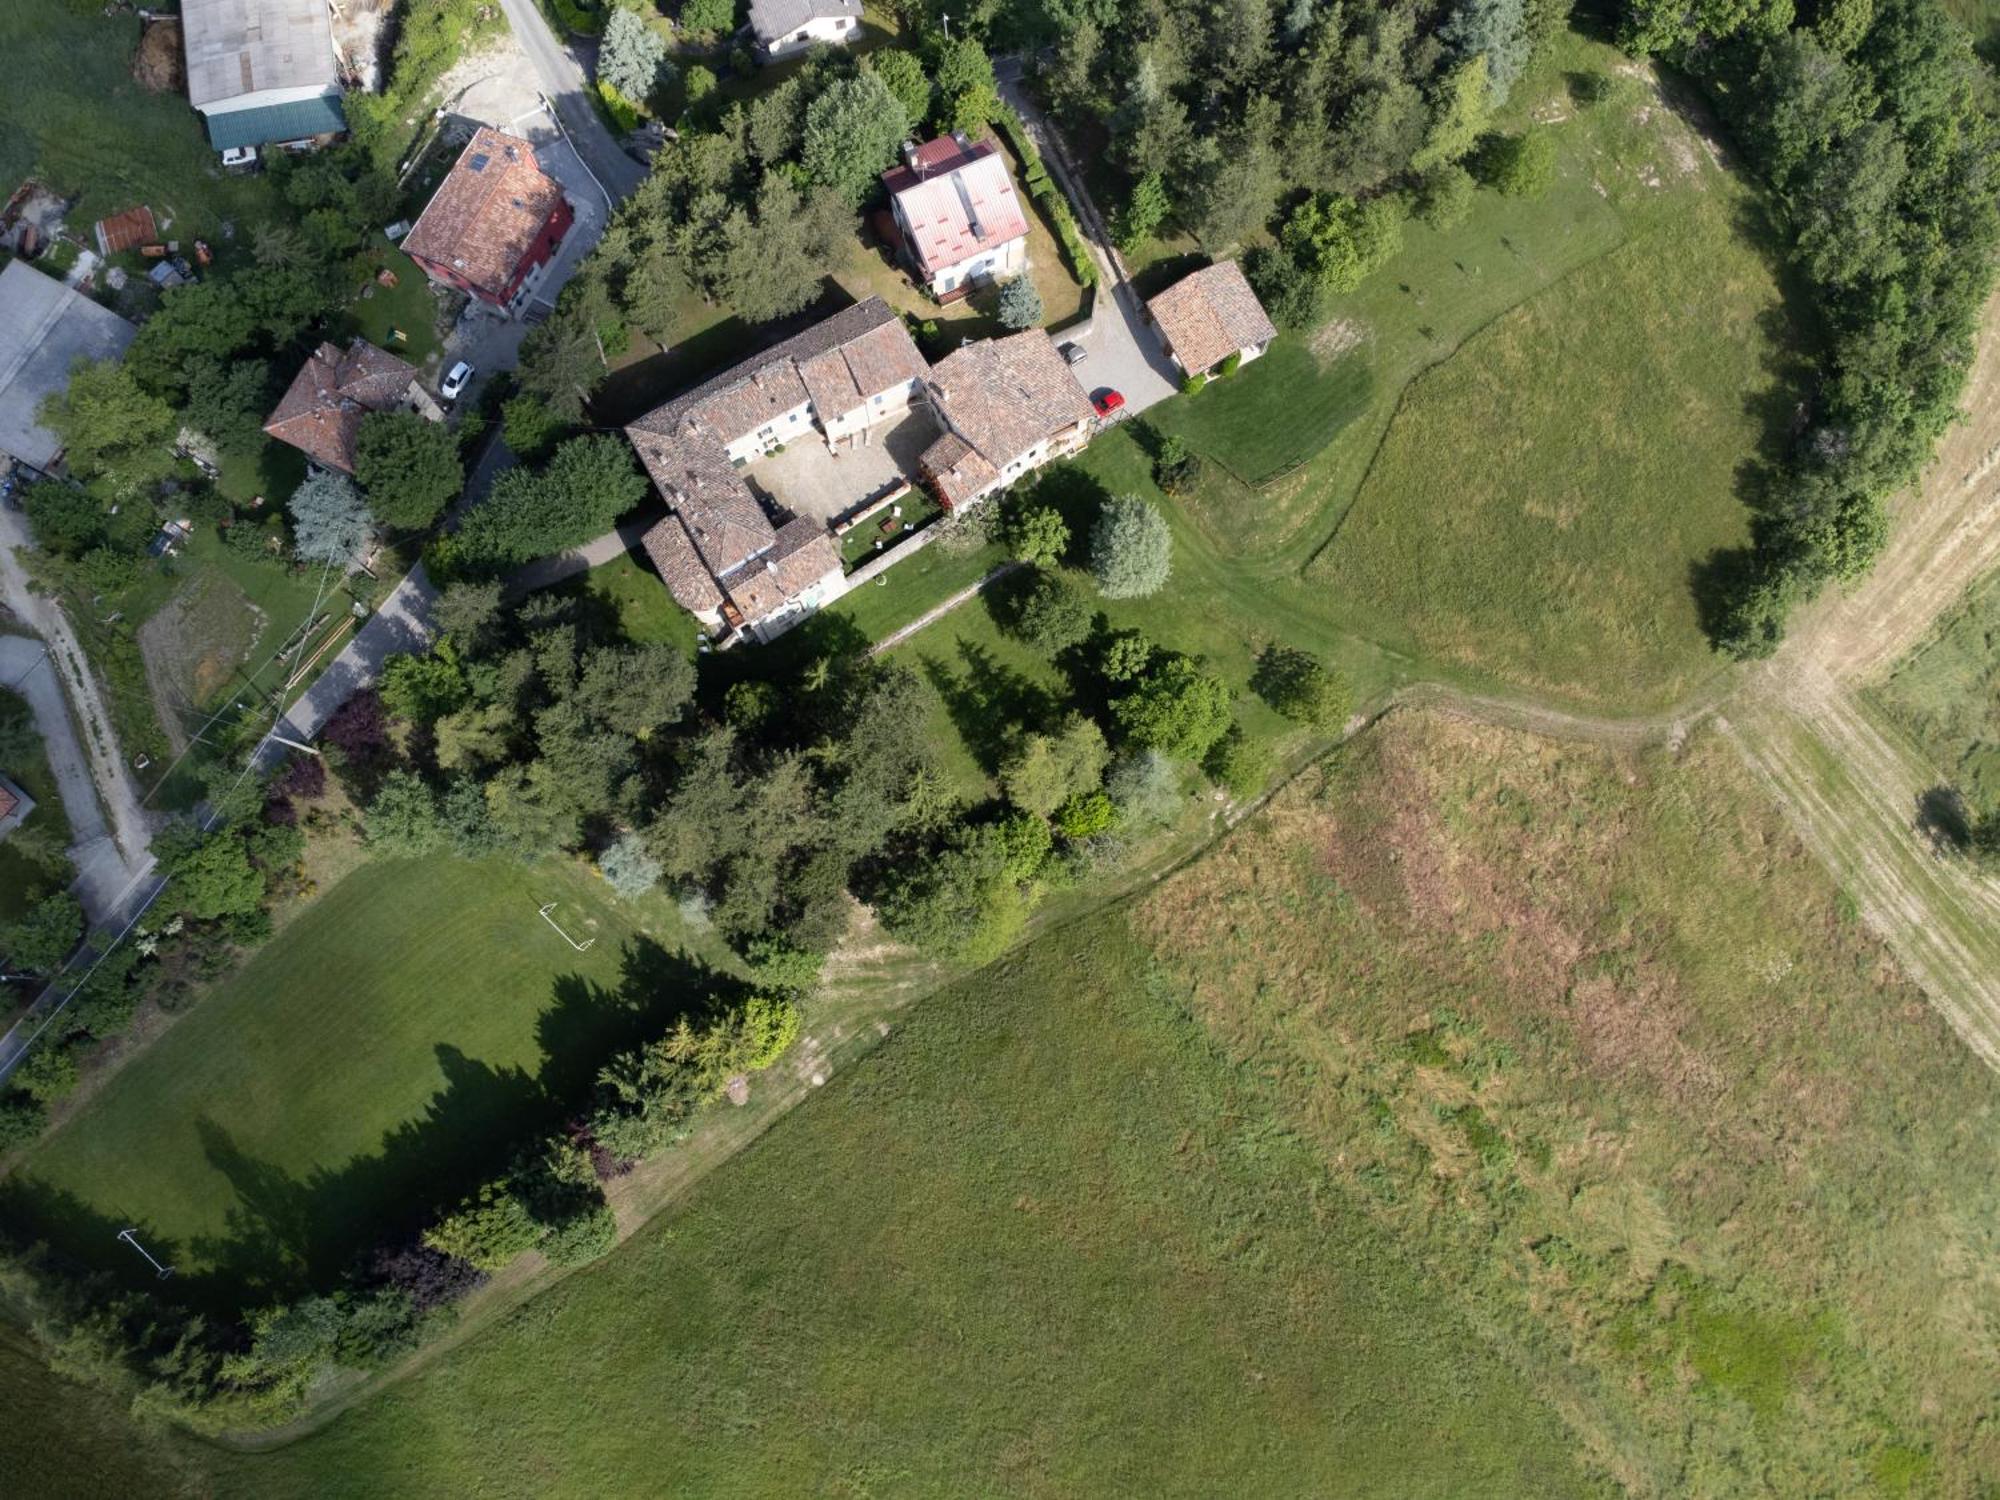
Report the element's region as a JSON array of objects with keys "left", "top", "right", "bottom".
[
  {"left": 0, "top": 509, "right": 157, "bottom": 920},
  {"left": 994, "top": 71, "right": 1180, "bottom": 416},
  {"left": 493, "top": 0, "right": 647, "bottom": 200},
  {"left": 261, "top": 565, "right": 440, "bottom": 762}
]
